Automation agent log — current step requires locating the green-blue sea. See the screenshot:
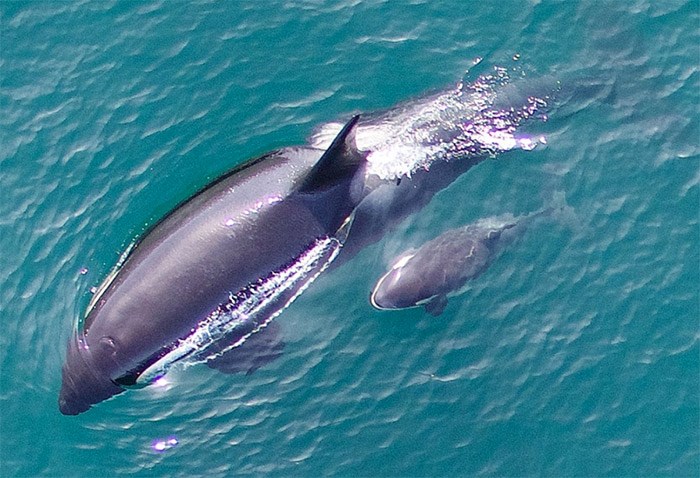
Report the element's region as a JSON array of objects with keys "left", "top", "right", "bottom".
[{"left": 1, "top": 1, "right": 698, "bottom": 476}]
